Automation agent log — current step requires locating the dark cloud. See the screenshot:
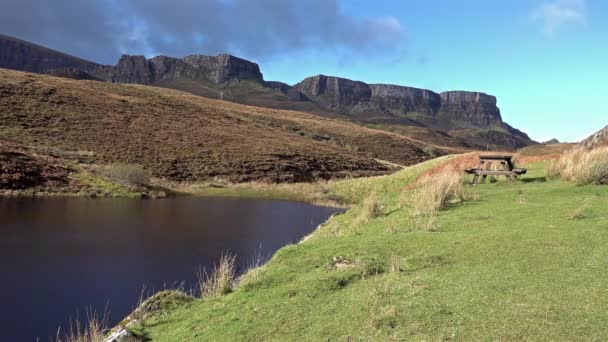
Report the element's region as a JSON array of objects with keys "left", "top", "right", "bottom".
[{"left": 0, "top": 0, "right": 405, "bottom": 64}]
